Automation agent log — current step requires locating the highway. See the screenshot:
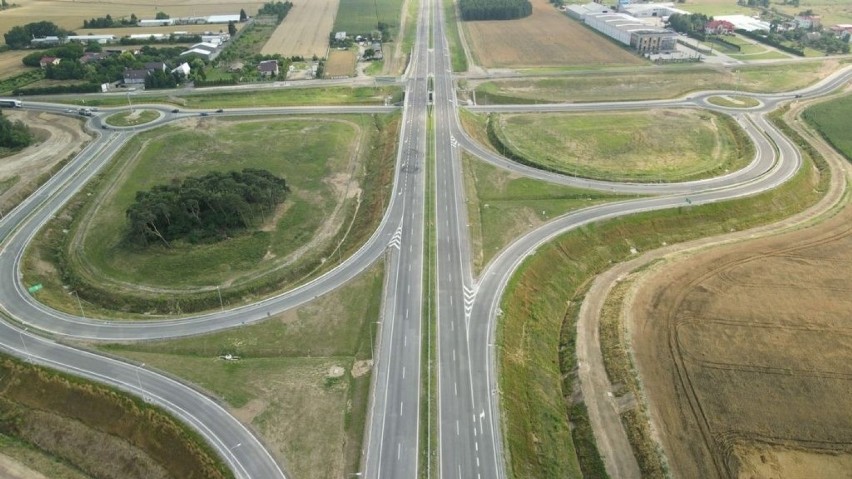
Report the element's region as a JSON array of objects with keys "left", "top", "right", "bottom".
[{"left": 0, "top": 0, "right": 849, "bottom": 476}]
